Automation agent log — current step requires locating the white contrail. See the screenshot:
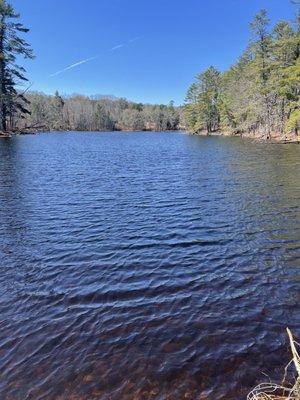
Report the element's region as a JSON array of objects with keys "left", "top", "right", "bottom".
[
  {"left": 50, "top": 56, "right": 99, "bottom": 77},
  {"left": 128, "top": 36, "right": 143, "bottom": 43},
  {"left": 109, "top": 44, "right": 124, "bottom": 51},
  {"left": 49, "top": 36, "right": 142, "bottom": 77}
]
